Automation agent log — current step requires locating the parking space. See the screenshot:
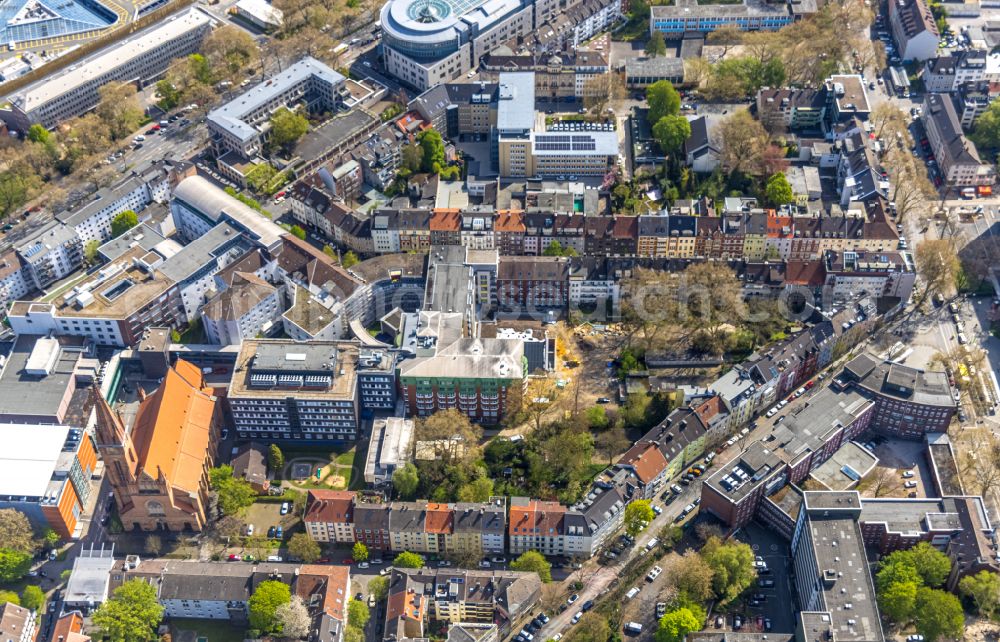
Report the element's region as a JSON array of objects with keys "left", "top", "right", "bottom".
[
  {"left": 866, "top": 438, "right": 933, "bottom": 498},
  {"left": 243, "top": 500, "right": 298, "bottom": 542},
  {"left": 729, "top": 523, "right": 796, "bottom": 635}
]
